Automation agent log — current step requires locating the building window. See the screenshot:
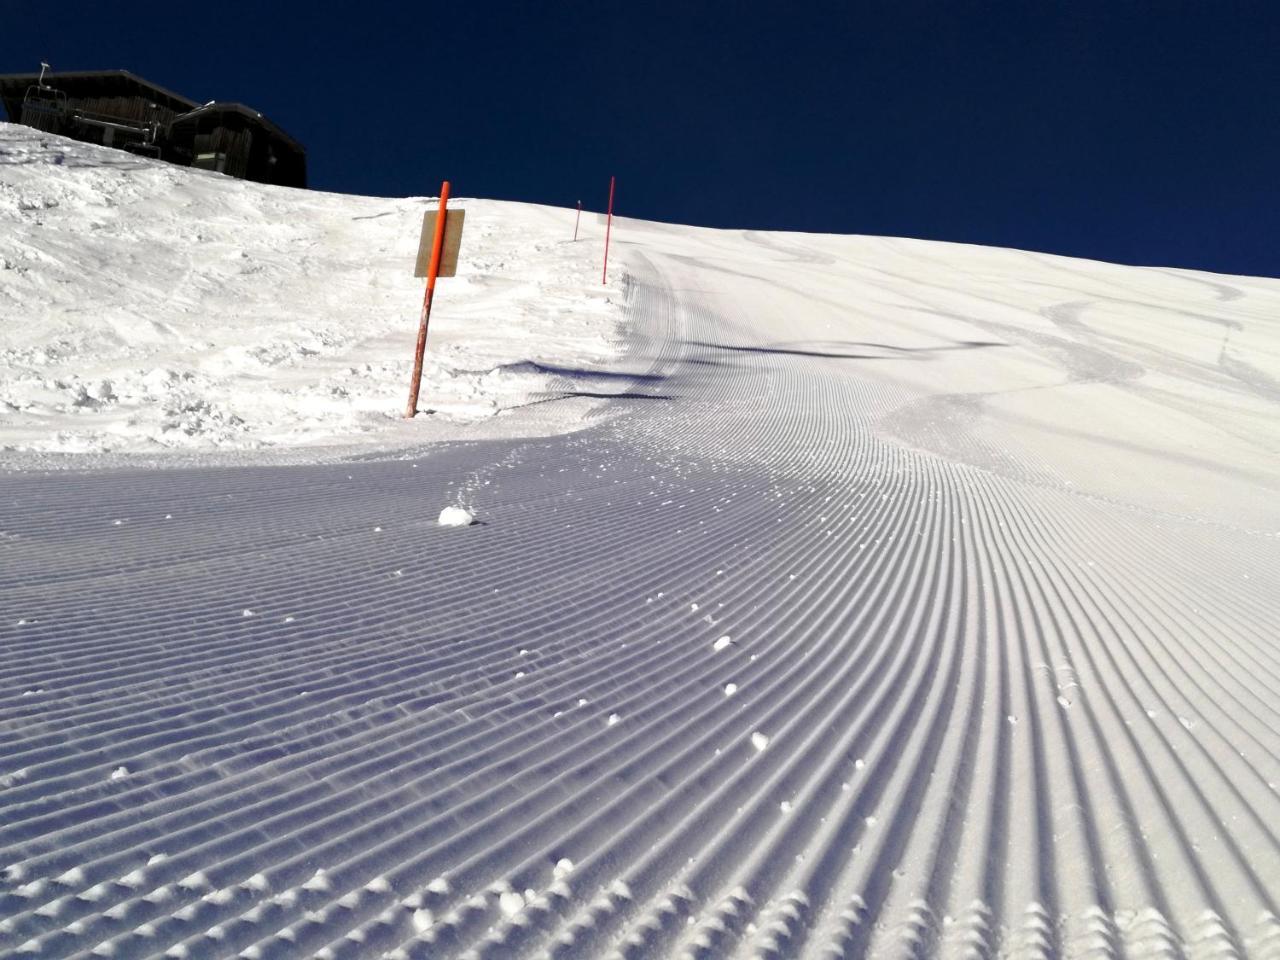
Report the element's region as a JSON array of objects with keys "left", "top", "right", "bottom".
[{"left": 193, "top": 151, "right": 227, "bottom": 172}]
